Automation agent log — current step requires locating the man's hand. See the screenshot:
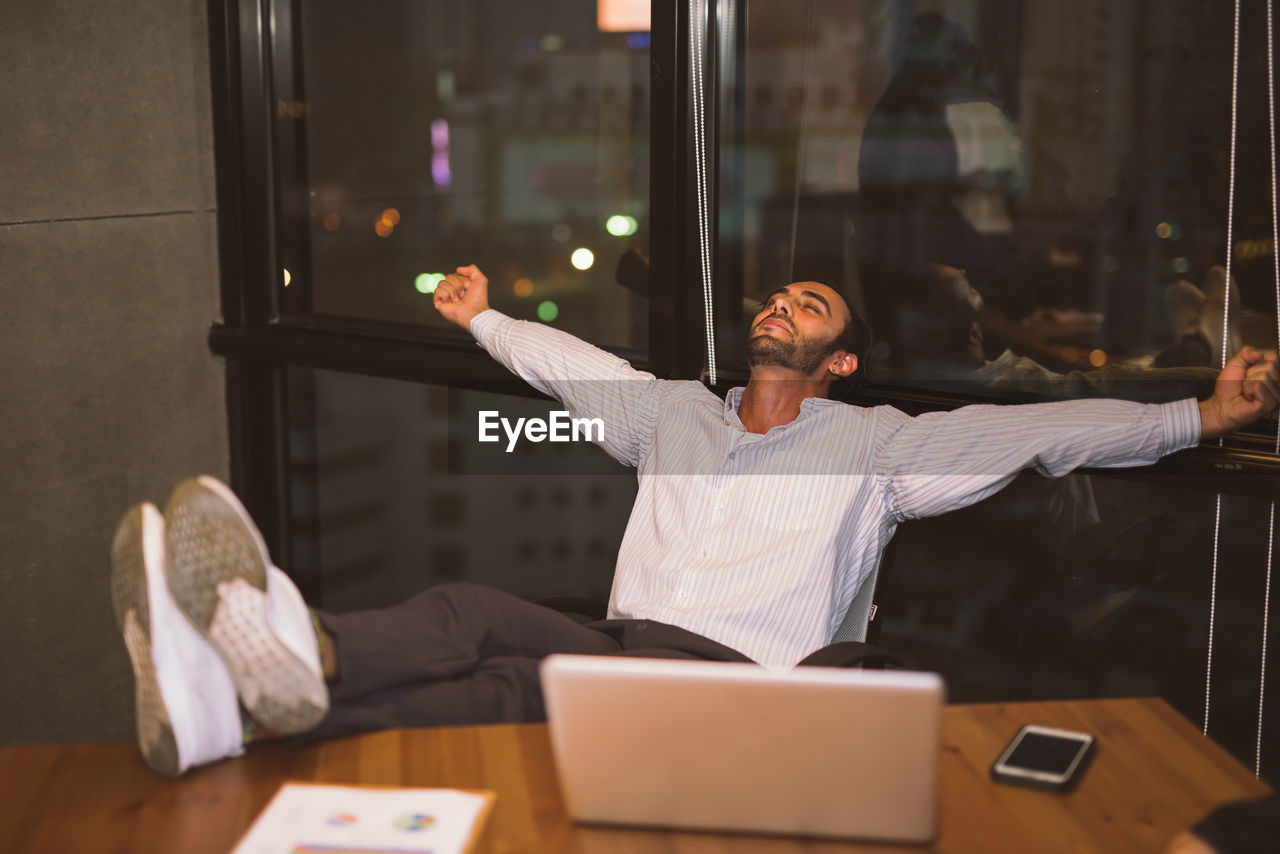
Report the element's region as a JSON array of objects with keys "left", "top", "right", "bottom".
[
  {"left": 1199, "top": 346, "right": 1280, "bottom": 439},
  {"left": 433, "top": 264, "right": 491, "bottom": 330}
]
